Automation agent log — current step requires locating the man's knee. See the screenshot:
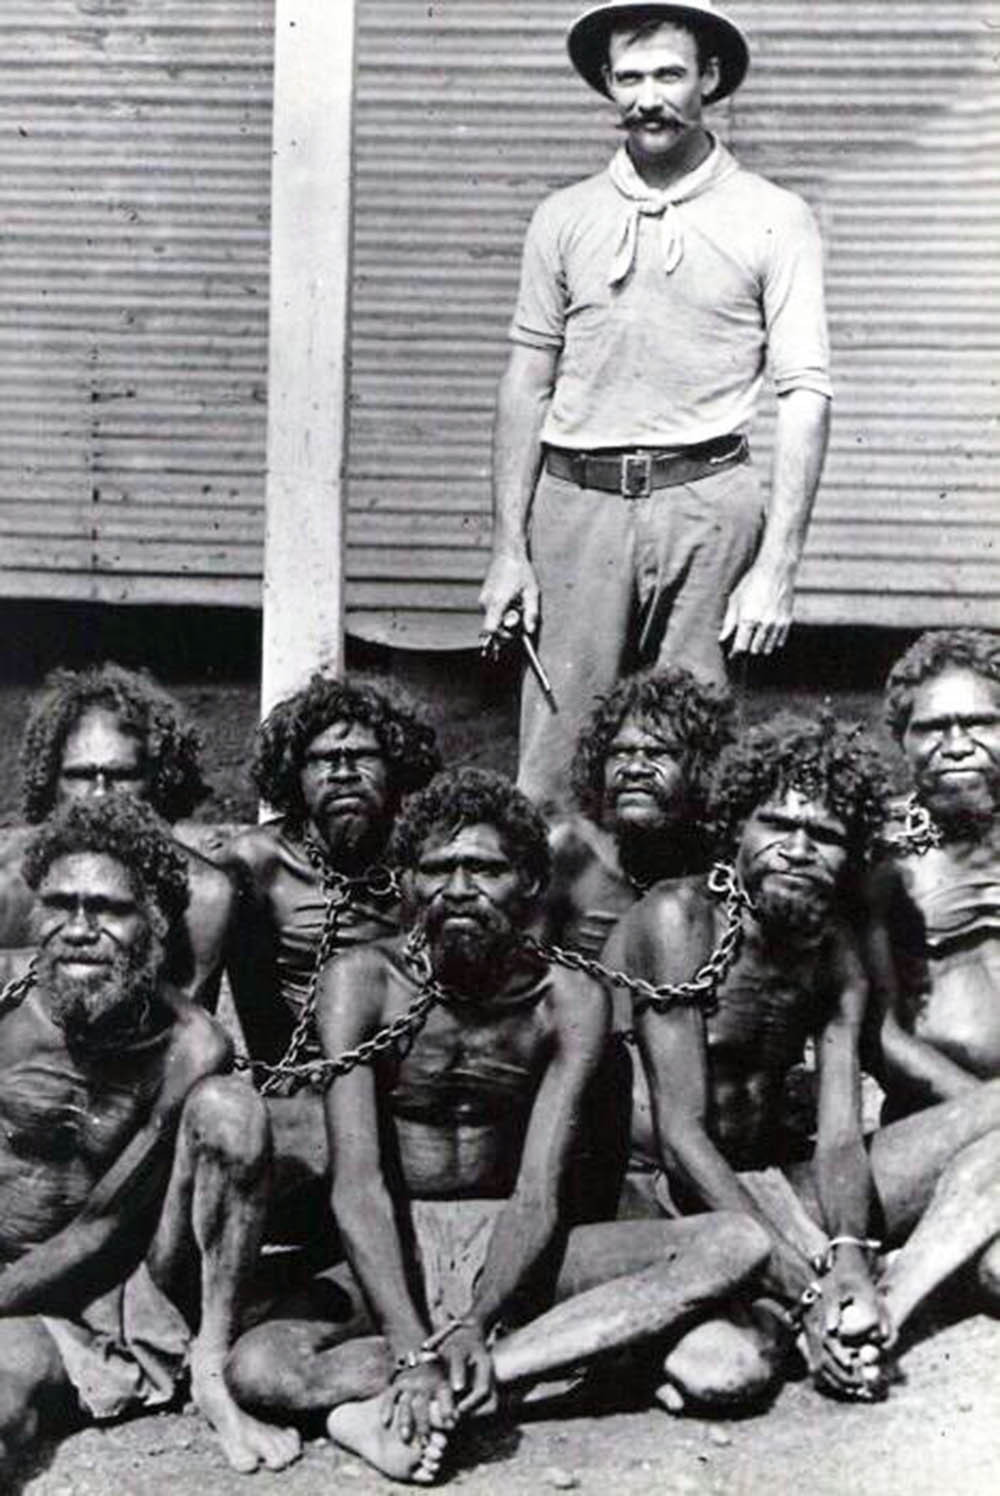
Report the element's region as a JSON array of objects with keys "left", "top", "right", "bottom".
[
  {"left": 975, "top": 1237, "right": 1000, "bottom": 1311},
  {"left": 0, "top": 1320, "right": 74, "bottom": 1455},
  {"left": 226, "top": 1324, "right": 283, "bottom": 1408},
  {"left": 182, "top": 1075, "right": 271, "bottom": 1178},
  {"left": 941, "top": 1129, "right": 1000, "bottom": 1199},
  {"left": 661, "top": 1309, "right": 783, "bottom": 1412},
  {"left": 702, "top": 1211, "right": 772, "bottom": 1280}
]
